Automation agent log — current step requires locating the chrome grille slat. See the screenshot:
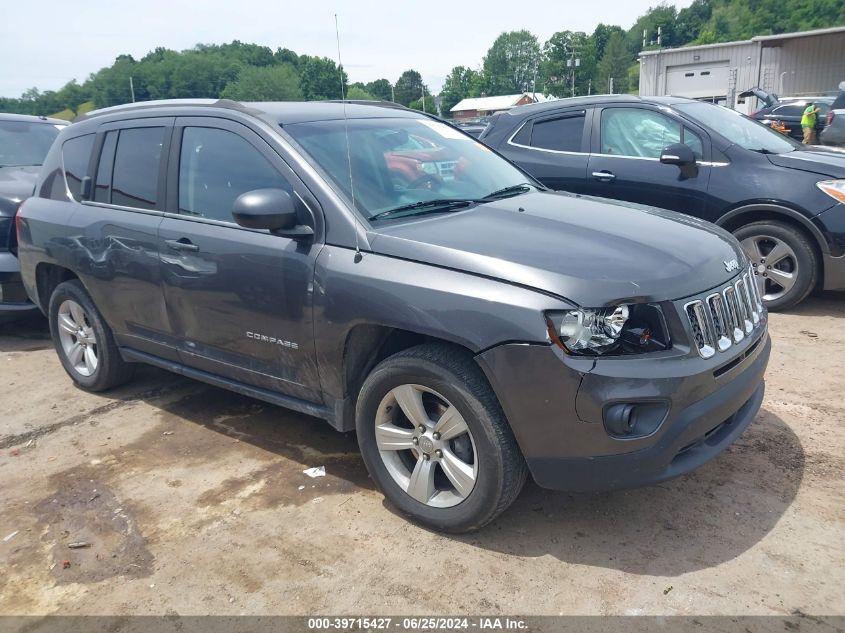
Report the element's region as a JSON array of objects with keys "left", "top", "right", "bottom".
[
  {"left": 723, "top": 286, "right": 745, "bottom": 343},
  {"left": 683, "top": 265, "right": 765, "bottom": 359}
]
